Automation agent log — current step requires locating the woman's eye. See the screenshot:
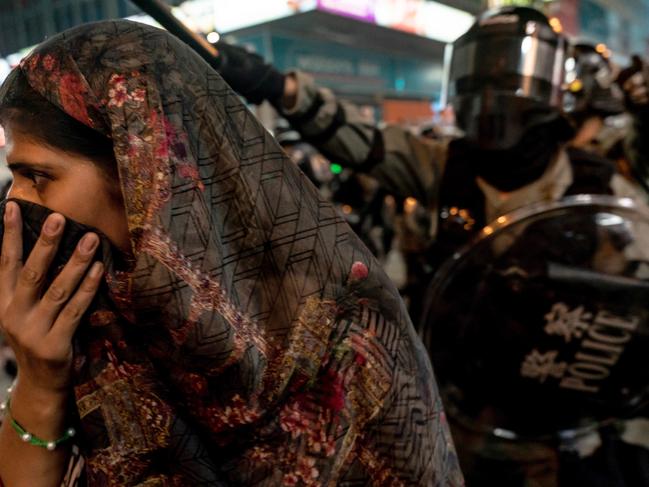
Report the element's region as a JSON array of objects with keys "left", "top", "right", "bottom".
[{"left": 21, "top": 171, "right": 51, "bottom": 189}]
